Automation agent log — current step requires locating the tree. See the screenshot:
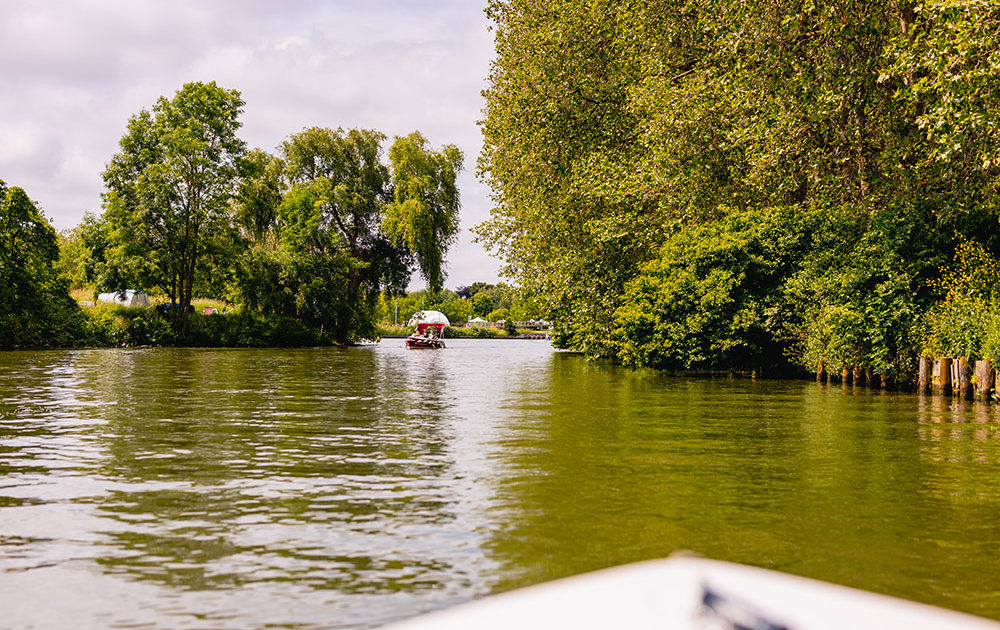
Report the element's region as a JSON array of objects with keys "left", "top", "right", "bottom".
[
  {"left": 382, "top": 132, "right": 463, "bottom": 292},
  {"left": 234, "top": 149, "right": 285, "bottom": 245},
  {"left": 271, "top": 127, "right": 463, "bottom": 342},
  {"left": 471, "top": 291, "right": 497, "bottom": 317},
  {"left": 56, "top": 225, "right": 91, "bottom": 290},
  {"left": 478, "top": 0, "right": 1000, "bottom": 372},
  {"left": 102, "top": 81, "right": 246, "bottom": 315},
  {"left": 0, "top": 180, "right": 83, "bottom": 347}
]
